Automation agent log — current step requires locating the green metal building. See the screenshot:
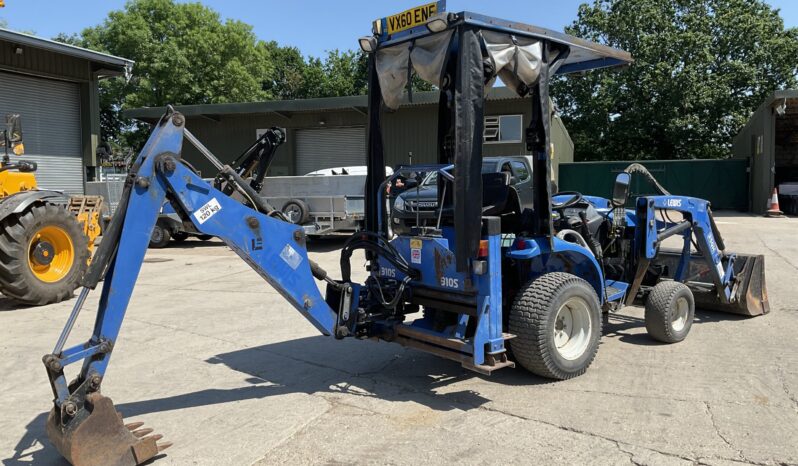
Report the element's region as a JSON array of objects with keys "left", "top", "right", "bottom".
[
  {"left": 732, "top": 90, "right": 798, "bottom": 214},
  {"left": 125, "top": 87, "right": 573, "bottom": 179},
  {"left": 0, "top": 28, "right": 133, "bottom": 193}
]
